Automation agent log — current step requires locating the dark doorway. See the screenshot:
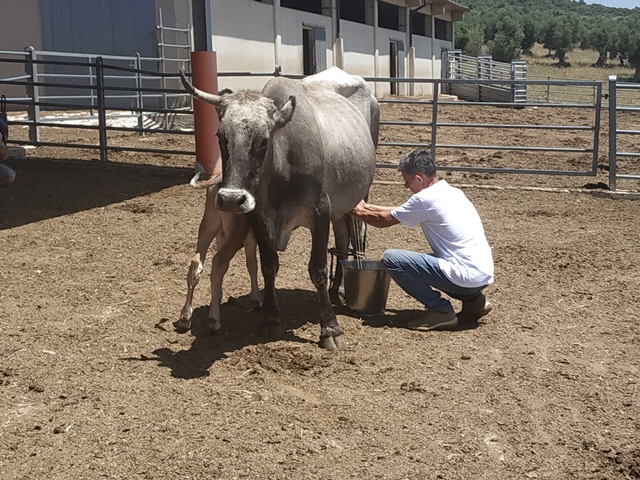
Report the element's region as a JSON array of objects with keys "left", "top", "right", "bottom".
[
  {"left": 390, "top": 40, "right": 399, "bottom": 95},
  {"left": 302, "top": 26, "right": 327, "bottom": 75}
]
